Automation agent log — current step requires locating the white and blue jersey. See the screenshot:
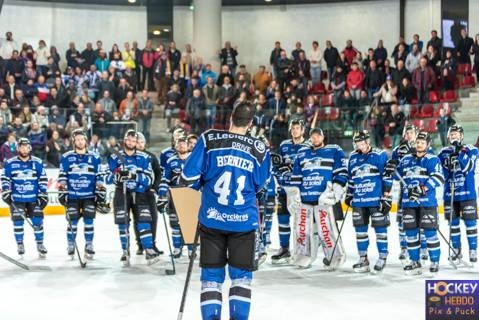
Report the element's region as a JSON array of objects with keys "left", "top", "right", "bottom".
[
  {"left": 392, "top": 143, "right": 434, "bottom": 160},
  {"left": 180, "top": 129, "right": 271, "bottom": 232},
  {"left": 158, "top": 153, "right": 188, "bottom": 197},
  {"left": 1, "top": 156, "right": 47, "bottom": 202},
  {"left": 438, "top": 144, "right": 478, "bottom": 202},
  {"left": 58, "top": 151, "right": 103, "bottom": 199},
  {"left": 159, "top": 146, "right": 176, "bottom": 169},
  {"left": 348, "top": 148, "right": 389, "bottom": 207},
  {"left": 396, "top": 153, "right": 444, "bottom": 208},
  {"left": 276, "top": 139, "right": 307, "bottom": 190},
  {"left": 266, "top": 172, "right": 277, "bottom": 197},
  {"left": 290, "top": 144, "right": 348, "bottom": 204},
  {"left": 107, "top": 150, "right": 153, "bottom": 193}
]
